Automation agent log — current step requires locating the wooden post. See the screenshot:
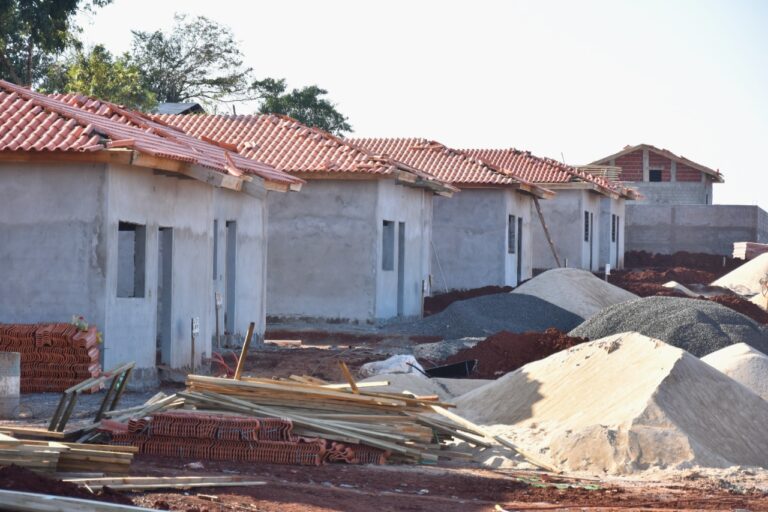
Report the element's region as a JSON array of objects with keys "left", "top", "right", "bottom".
[
  {"left": 533, "top": 196, "right": 562, "bottom": 268},
  {"left": 337, "top": 361, "right": 359, "bottom": 394},
  {"left": 233, "top": 322, "right": 255, "bottom": 380}
]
